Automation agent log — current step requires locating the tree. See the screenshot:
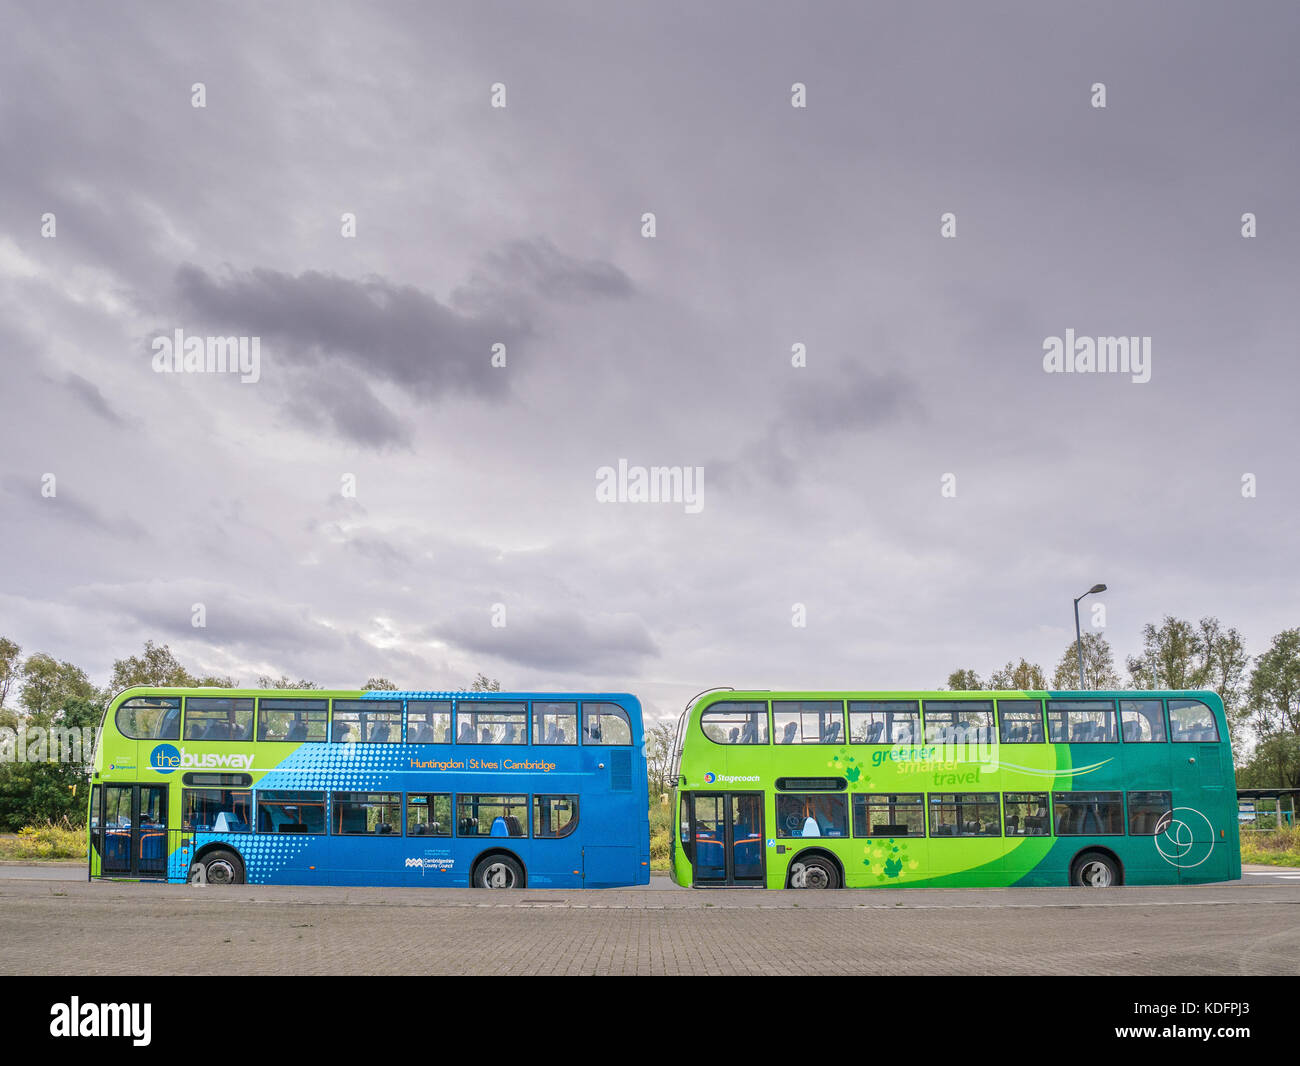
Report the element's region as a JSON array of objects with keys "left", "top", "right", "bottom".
[
  {"left": 0, "top": 691, "right": 104, "bottom": 831},
  {"left": 364, "top": 677, "right": 398, "bottom": 690},
  {"left": 0, "top": 637, "right": 21, "bottom": 710},
  {"left": 1052, "top": 632, "right": 1120, "bottom": 689},
  {"left": 1237, "top": 732, "right": 1300, "bottom": 790},
  {"left": 1126, "top": 616, "right": 1202, "bottom": 689},
  {"left": 945, "top": 669, "right": 982, "bottom": 691},
  {"left": 1196, "top": 618, "right": 1251, "bottom": 750},
  {"left": 645, "top": 721, "right": 676, "bottom": 798},
  {"left": 256, "top": 675, "right": 320, "bottom": 689},
  {"left": 18, "top": 654, "right": 94, "bottom": 722},
  {"left": 1248, "top": 628, "right": 1300, "bottom": 734},
  {"left": 988, "top": 658, "right": 1048, "bottom": 690},
  {"left": 469, "top": 673, "right": 501, "bottom": 692},
  {"left": 109, "top": 640, "right": 232, "bottom": 689}
]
